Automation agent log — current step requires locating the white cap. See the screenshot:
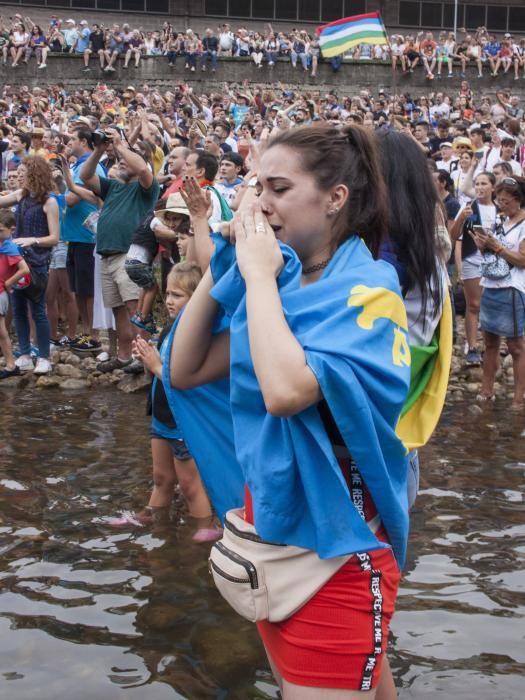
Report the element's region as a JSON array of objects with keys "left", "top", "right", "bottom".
[
  {"left": 65, "top": 18, "right": 75, "bottom": 24},
  {"left": 80, "top": 20, "right": 88, "bottom": 26}
]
